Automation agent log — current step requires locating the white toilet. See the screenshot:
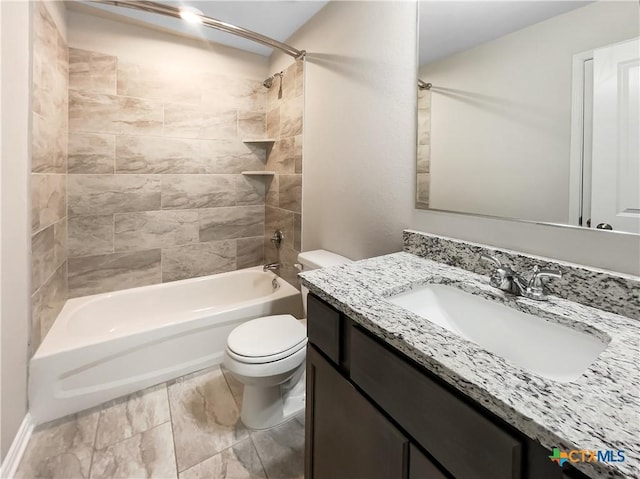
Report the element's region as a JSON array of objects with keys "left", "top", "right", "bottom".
[{"left": 223, "top": 249, "right": 351, "bottom": 430}]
